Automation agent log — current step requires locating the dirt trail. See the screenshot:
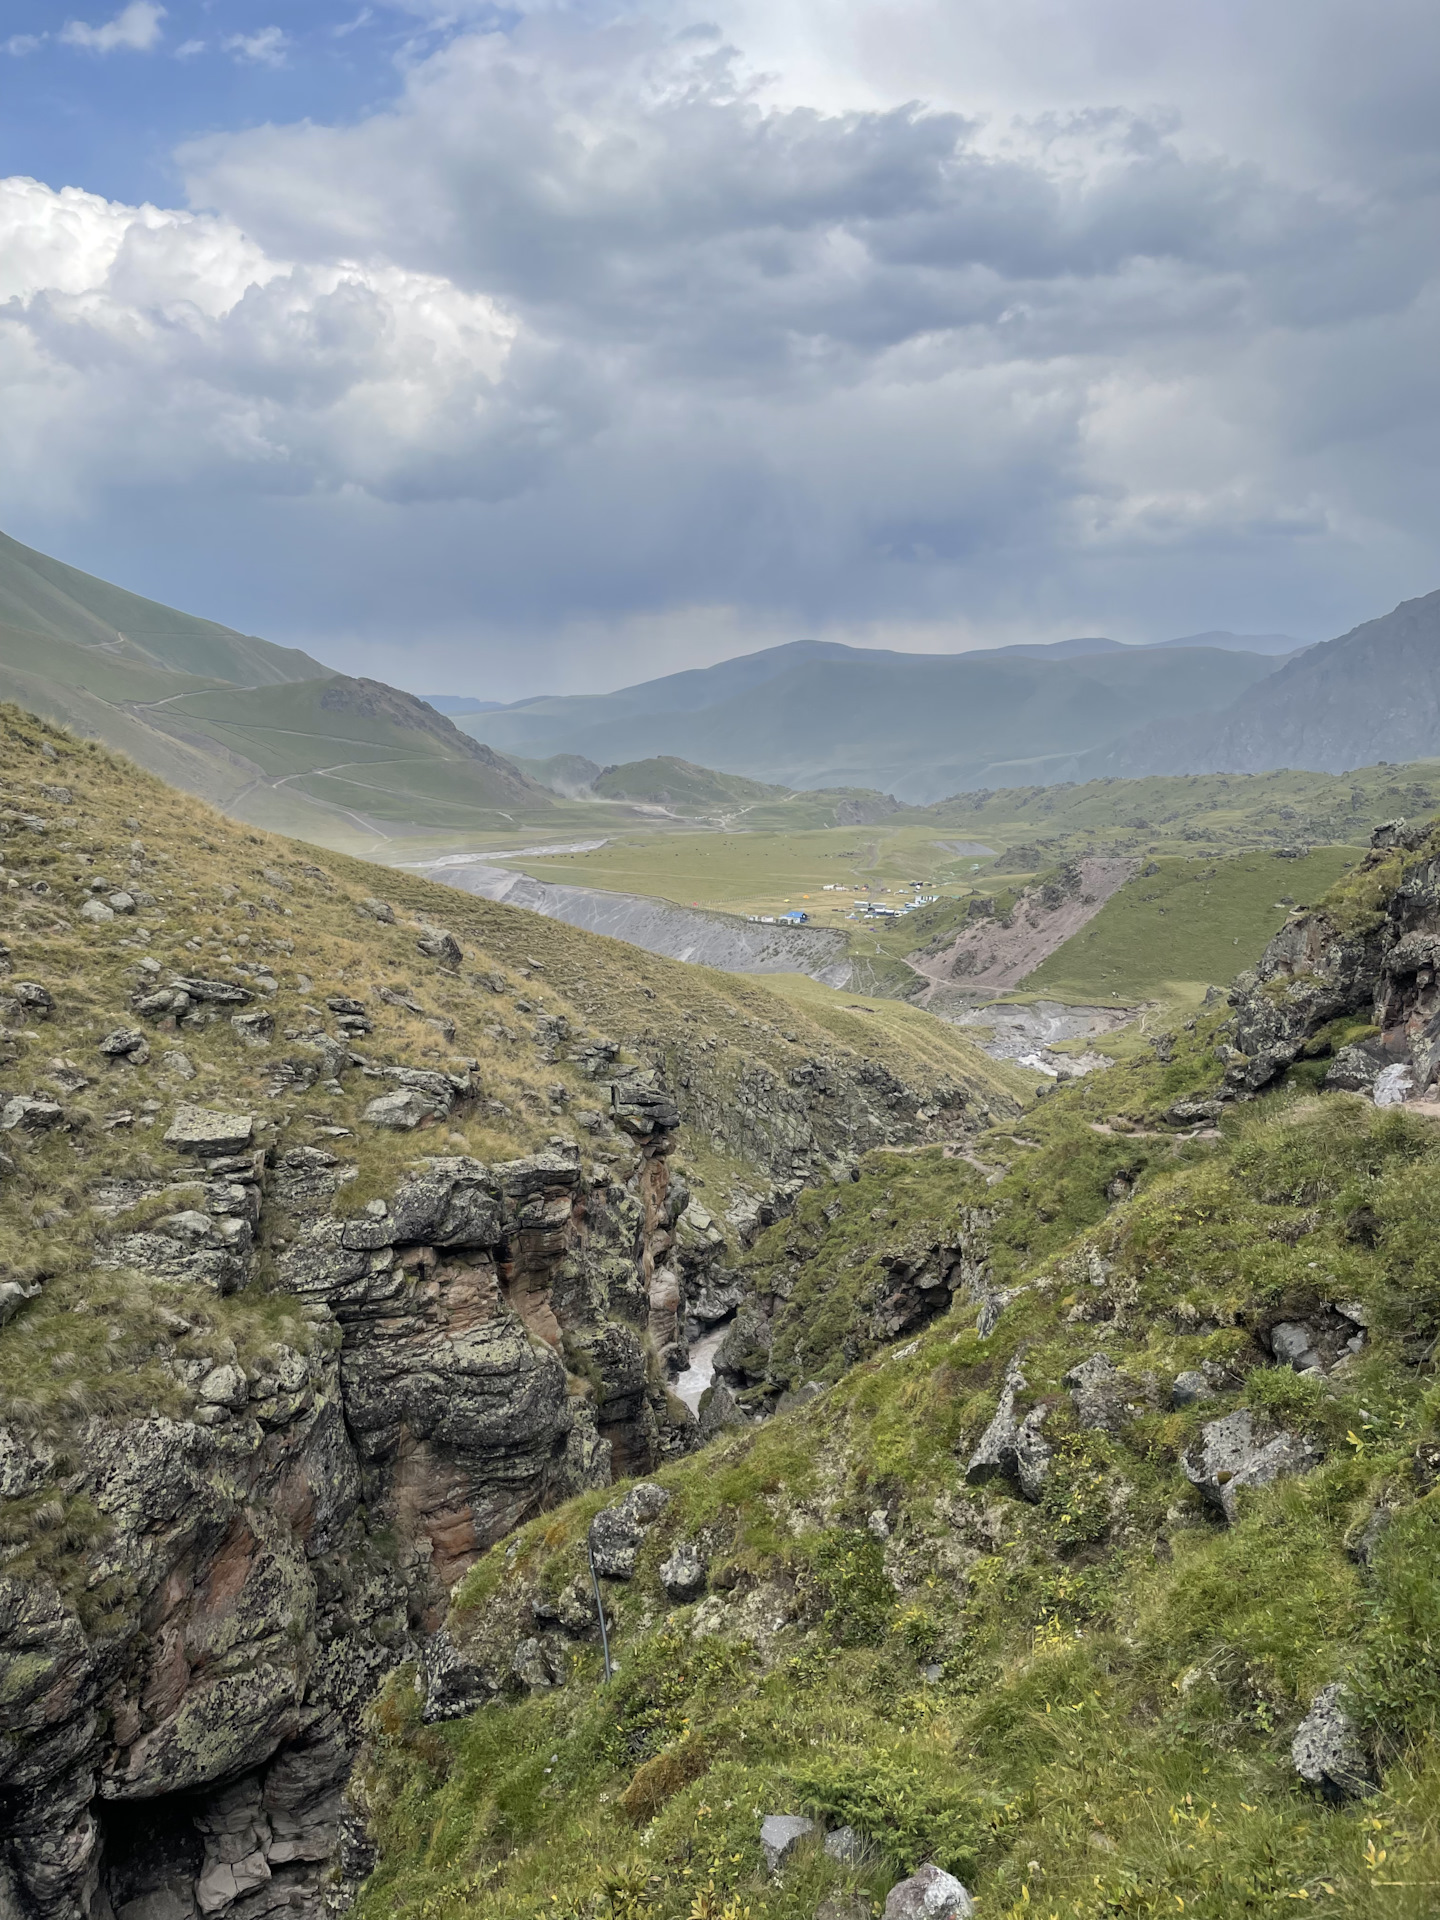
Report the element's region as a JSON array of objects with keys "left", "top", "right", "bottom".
[{"left": 910, "top": 856, "right": 1137, "bottom": 998}]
